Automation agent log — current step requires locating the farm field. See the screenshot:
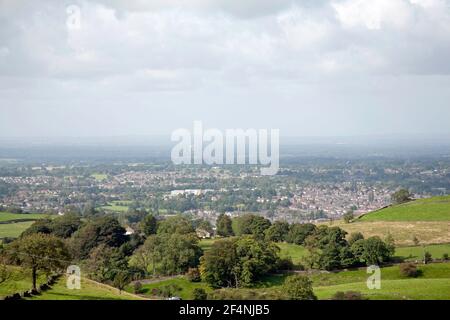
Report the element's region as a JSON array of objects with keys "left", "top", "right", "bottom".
[
  {"left": 276, "top": 242, "right": 308, "bottom": 265},
  {"left": 334, "top": 220, "right": 450, "bottom": 246},
  {"left": 27, "top": 277, "right": 143, "bottom": 300},
  {"left": 0, "top": 221, "right": 35, "bottom": 239},
  {"left": 395, "top": 243, "right": 450, "bottom": 261},
  {"left": 127, "top": 276, "right": 212, "bottom": 300},
  {"left": 127, "top": 262, "right": 450, "bottom": 300},
  {"left": 0, "top": 212, "right": 50, "bottom": 223},
  {"left": 359, "top": 195, "right": 450, "bottom": 221}
]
